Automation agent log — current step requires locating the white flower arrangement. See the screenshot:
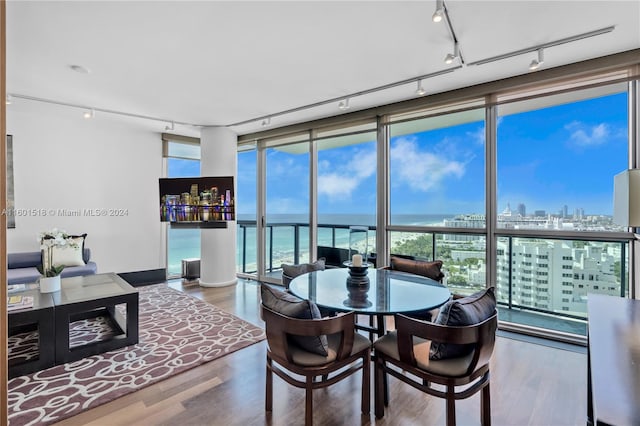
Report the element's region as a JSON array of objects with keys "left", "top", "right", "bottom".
[{"left": 38, "top": 228, "right": 79, "bottom": 277}]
